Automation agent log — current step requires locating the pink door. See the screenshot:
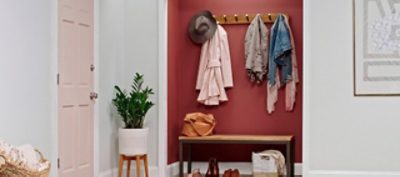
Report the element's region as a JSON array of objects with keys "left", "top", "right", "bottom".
[{"left": 58, "top": 0, "right": 94, "bottom": 176}]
